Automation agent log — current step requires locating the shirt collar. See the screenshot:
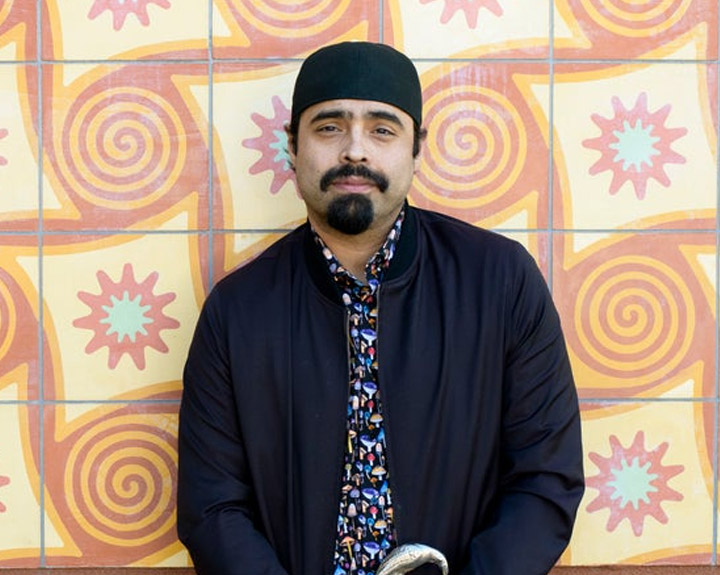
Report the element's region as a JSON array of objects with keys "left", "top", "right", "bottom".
[{"left": 311, "top": 206, "right": 406, "bottom": 288}]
